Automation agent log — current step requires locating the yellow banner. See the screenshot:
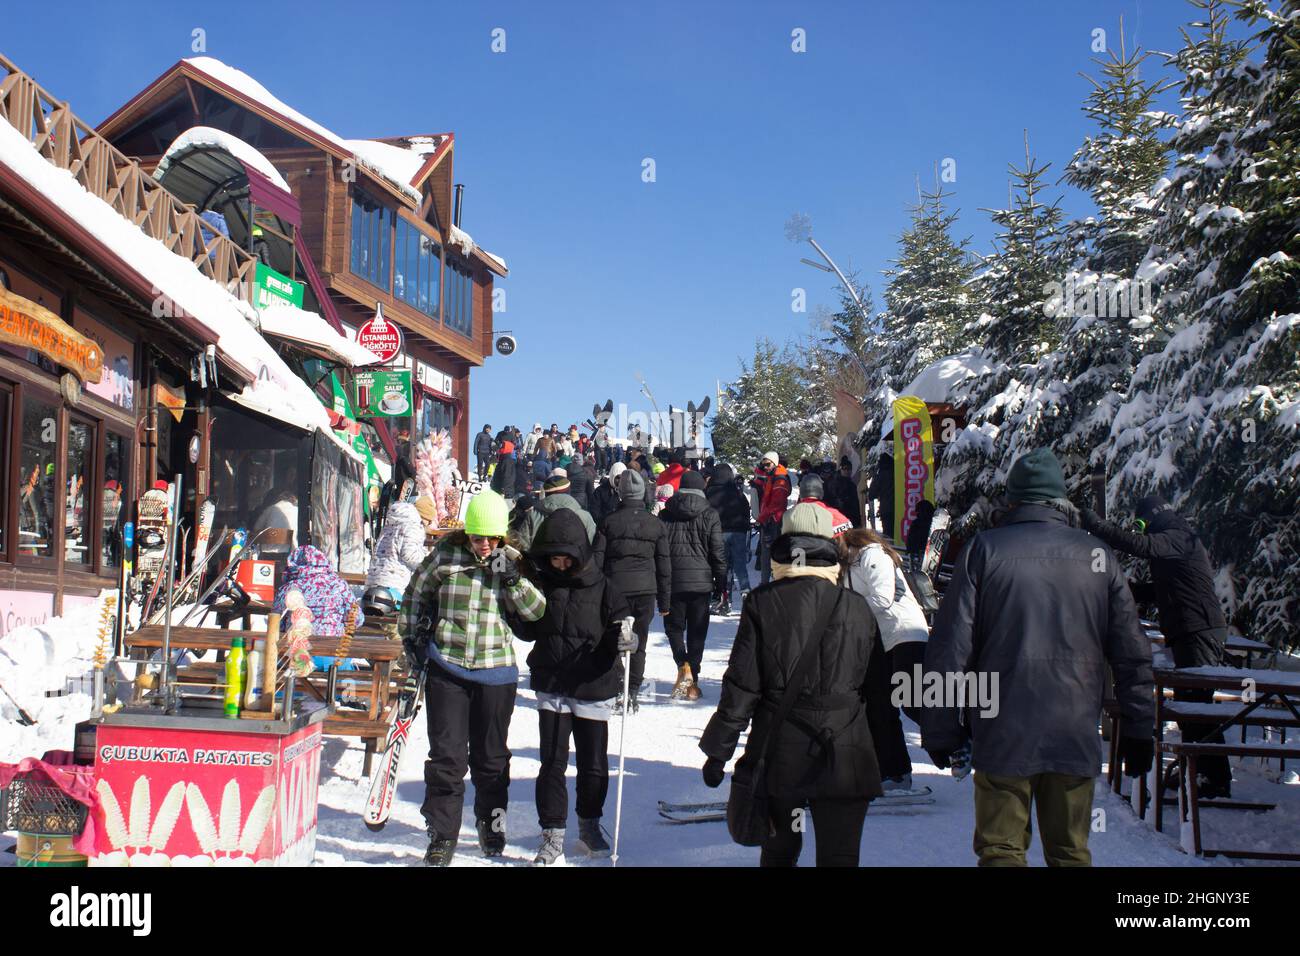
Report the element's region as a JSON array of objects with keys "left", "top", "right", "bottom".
[{"left": 893, "top": 396, "right": 934, "bottom": 546}]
